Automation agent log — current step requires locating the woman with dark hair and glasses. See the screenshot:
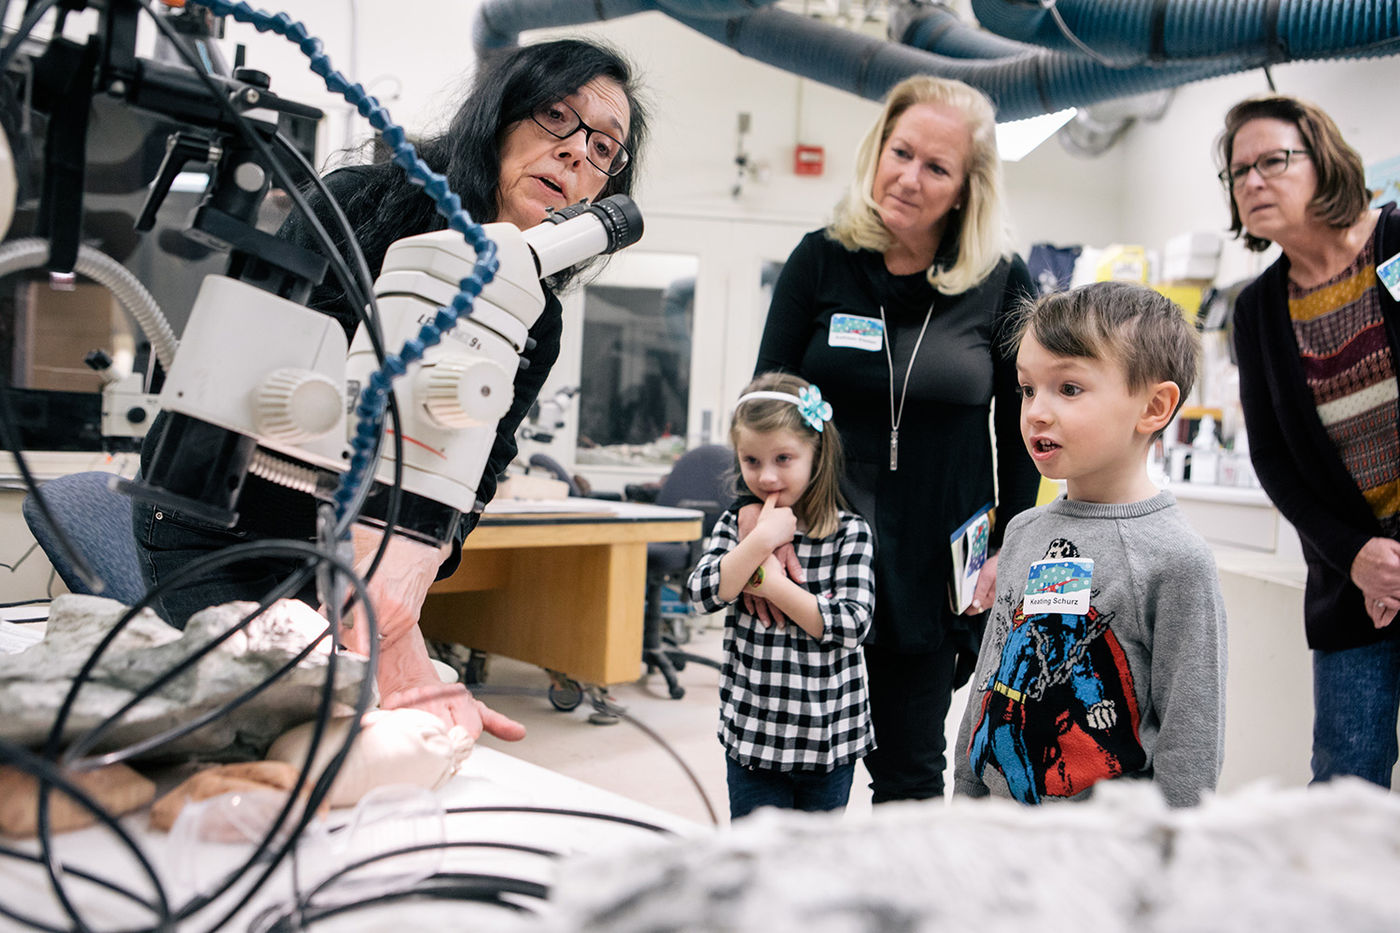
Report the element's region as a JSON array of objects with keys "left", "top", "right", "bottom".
[
  {"left": 1222, "top": 94, "right": 1400, "bottom": 789},
  {"left": 133, "top": 38, "right": 648, "bottom": 743}
]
